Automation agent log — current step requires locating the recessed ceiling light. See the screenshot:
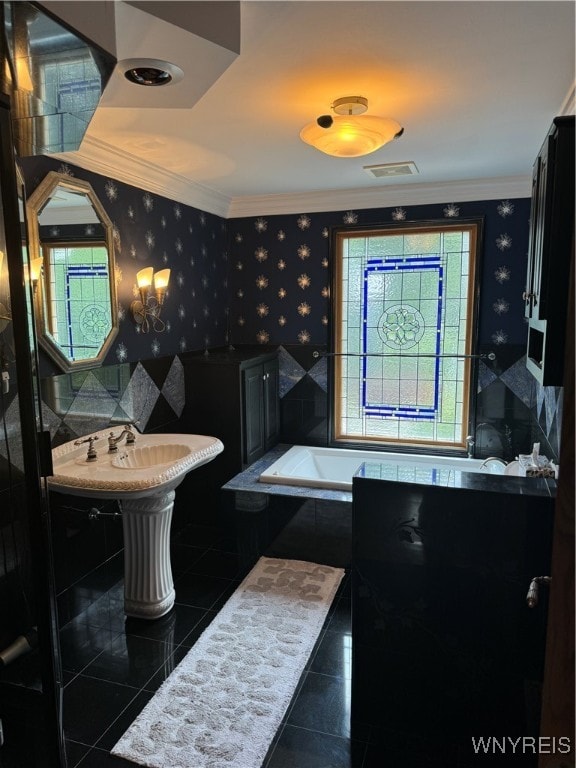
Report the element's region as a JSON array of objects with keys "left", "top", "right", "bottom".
[{"left": 119, "top": 58, "right": 184, "bottom": 87}]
